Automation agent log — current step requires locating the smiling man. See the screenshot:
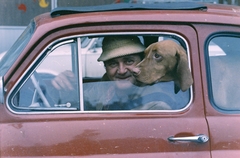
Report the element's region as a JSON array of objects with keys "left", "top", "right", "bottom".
[{"left": 98, "top": 35, "right": 146, "bottom": 89}]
